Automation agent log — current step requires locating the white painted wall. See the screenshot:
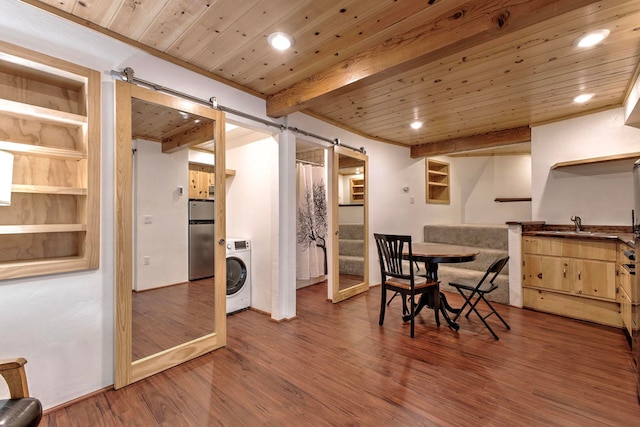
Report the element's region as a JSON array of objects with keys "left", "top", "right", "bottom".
[
  {"left": 532, "top": 108, "right": 640, "bottom": 225},
  {"left": 452, "top": 155, "right": 532, "bottom": 224},
  {"left": 226, "top": 136, "right": 278, "bottom": 313},
  {"left": 133, "top": 139, "right": 189, "bottom": 291}
]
